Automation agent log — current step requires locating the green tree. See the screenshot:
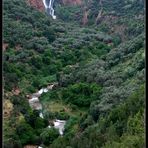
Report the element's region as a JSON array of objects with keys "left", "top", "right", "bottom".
[
  {"left": 40, "top": 128, "right": 59, "bottom": 145},
  {"left": 16, "top": 121, "right": 36, "bottom": 145}
]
